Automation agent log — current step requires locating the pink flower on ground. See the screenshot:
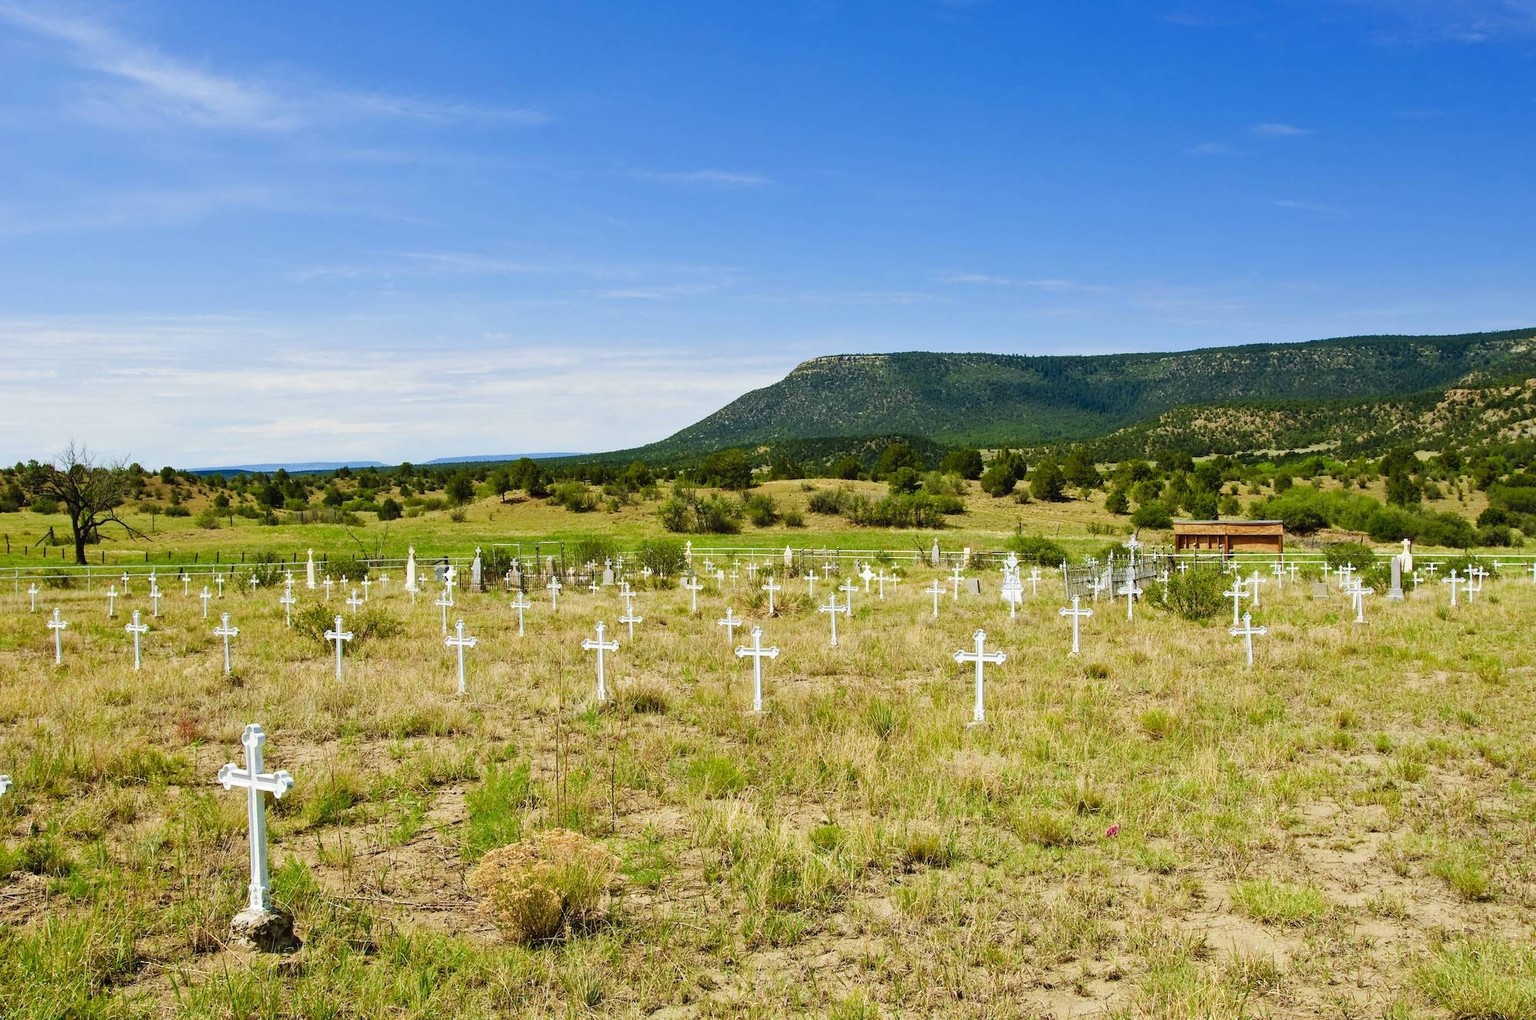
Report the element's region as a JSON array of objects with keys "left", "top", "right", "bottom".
[{"left": 1104, "top": 823, "right": 1120, "bottom": 838}]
